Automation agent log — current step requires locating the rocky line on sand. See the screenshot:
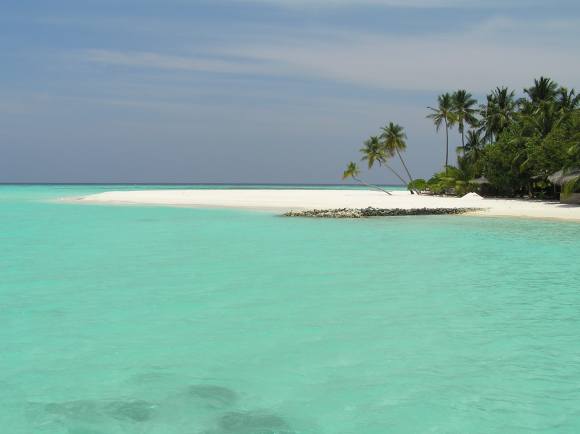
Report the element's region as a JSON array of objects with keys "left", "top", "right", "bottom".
[{"left": 283, "top": 207, "right": 482, "bottom": 218}]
